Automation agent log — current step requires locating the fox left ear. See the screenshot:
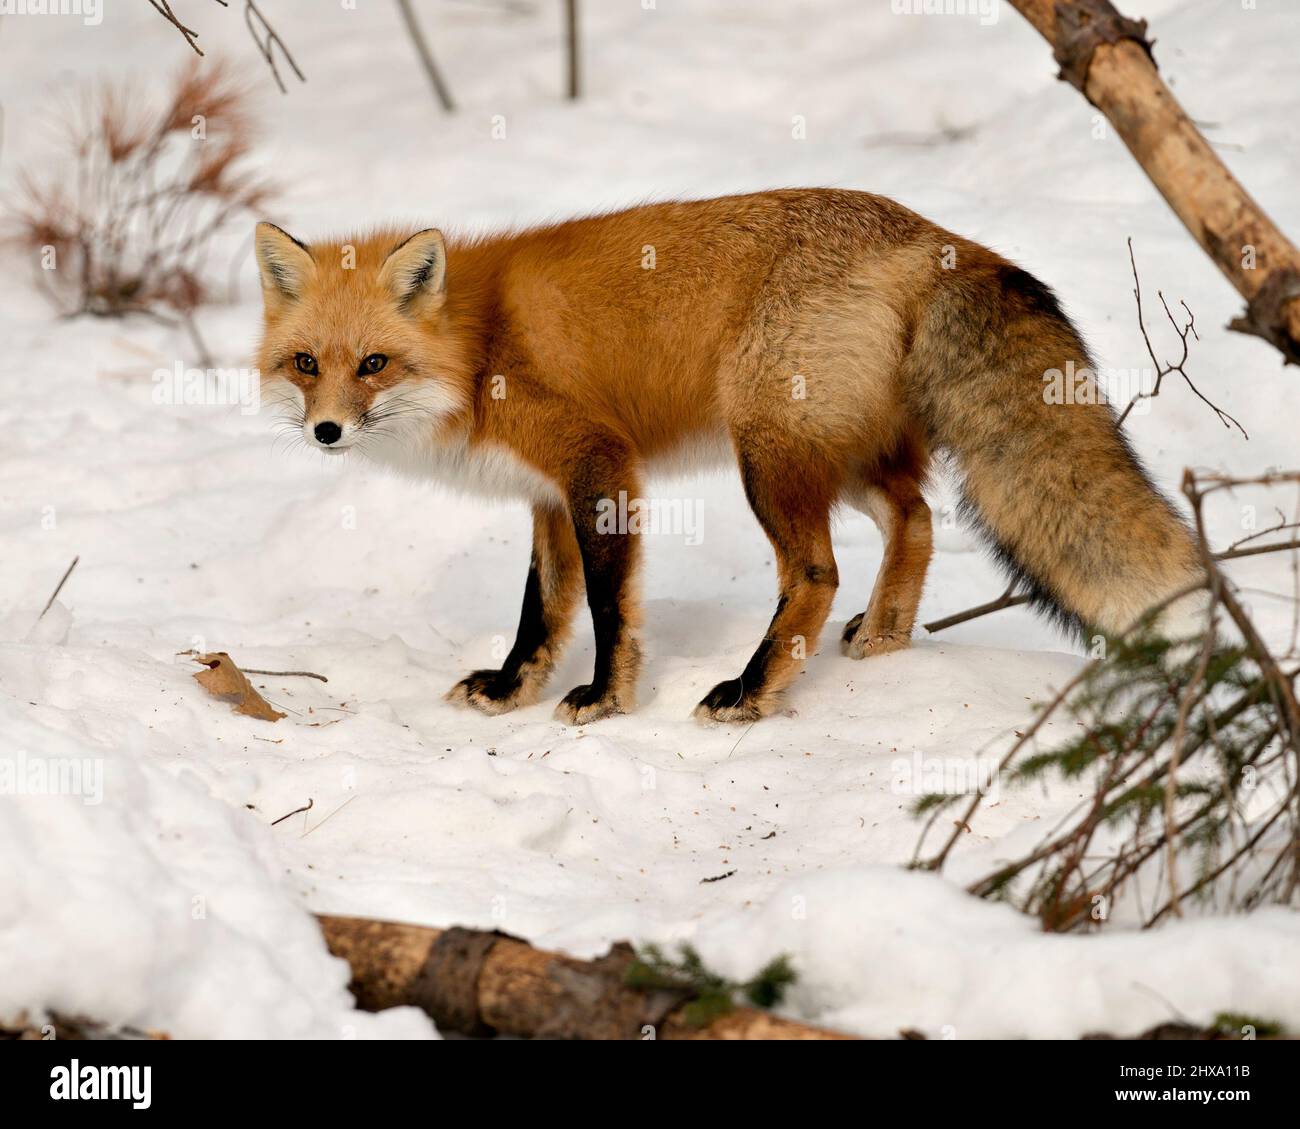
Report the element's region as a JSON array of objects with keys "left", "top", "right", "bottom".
[{"left": 380, "top": 229, "right": 447, "bottom": 313}]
